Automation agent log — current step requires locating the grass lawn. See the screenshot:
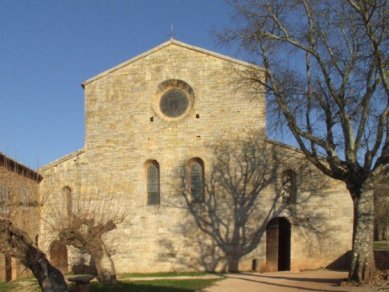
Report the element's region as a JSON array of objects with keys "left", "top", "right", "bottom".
[
  {"left": 0, "top": 274, "right": 220, "bottom": 292},
  {"left": 119, "top": 271, "right": 210, "bottom": 278},
  {"left": 0, "top": 277, "right": 41, "bottom": 292},
  {"left": 73, "top": 279, "right": 219, "bottom": 292},
  {"left": 374, "top": 240, "right": 389, "bottom": 250},
  {"left": 0, "top": 281, "right": 20, "bottom": 291}
]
